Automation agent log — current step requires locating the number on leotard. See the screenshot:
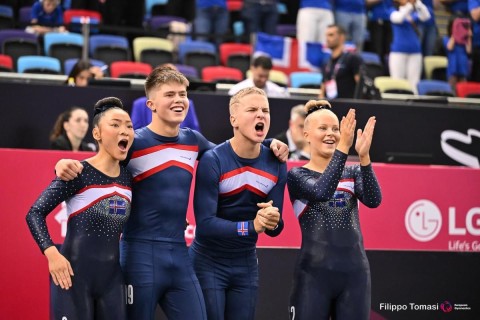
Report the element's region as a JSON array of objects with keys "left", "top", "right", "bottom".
[
  {"left": 125, "top": 284, "right": 134, "bottom": 304},
  {"left": 290, "top": 306, "right": 295, "bottom": 320}
]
